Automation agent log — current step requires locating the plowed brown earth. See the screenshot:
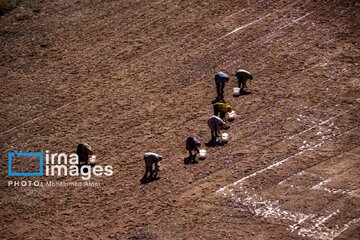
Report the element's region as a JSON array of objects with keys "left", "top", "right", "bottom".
[{"left": 1, "top": 0, "right": 359, "bottom": 239}]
